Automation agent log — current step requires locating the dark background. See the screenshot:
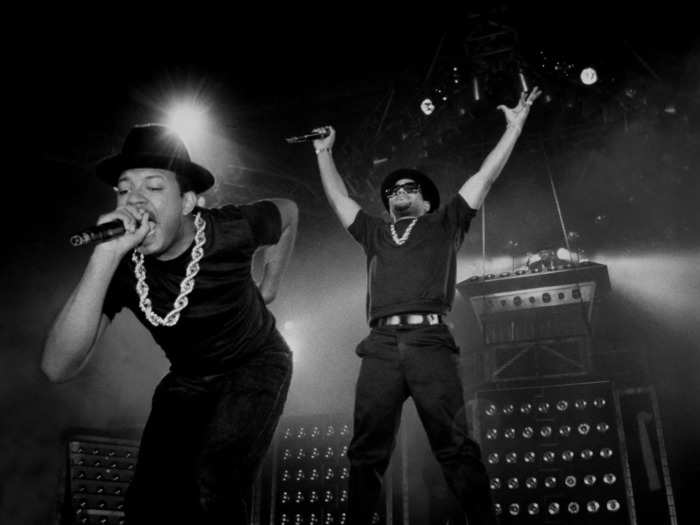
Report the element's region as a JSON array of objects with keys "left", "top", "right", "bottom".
[{"left": 2, "top": 4, "right": 698, "bottom": 523}]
